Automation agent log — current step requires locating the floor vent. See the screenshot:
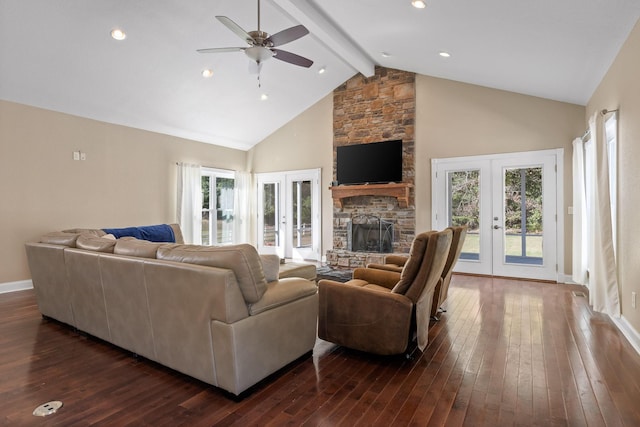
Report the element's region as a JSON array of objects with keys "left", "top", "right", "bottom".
[
  {"left": 572, "top": 291, "right": 586, "bottom": 298},
  {"left": 33, "top": 401, "right": 63, "bottom": 417}
]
